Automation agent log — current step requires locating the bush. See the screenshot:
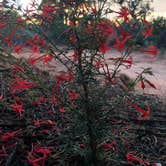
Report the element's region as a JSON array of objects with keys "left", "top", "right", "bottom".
[
  {"left": 152, "top": 17, "right": 166, "bottom": 49},
  {"left": 0, "top": 1, "right": 162, "bottom": 166}
]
